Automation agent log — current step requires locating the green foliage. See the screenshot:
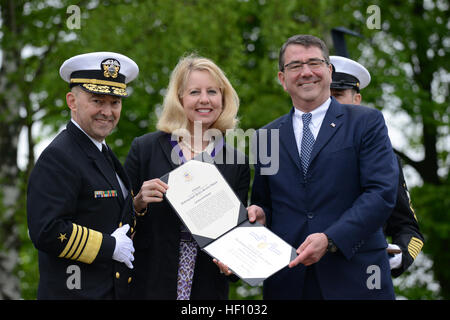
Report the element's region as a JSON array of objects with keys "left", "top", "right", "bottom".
[
  {"left": 410, "top": 182, "right": 450, "bottom": 299},
  {"left": 395, "top": 282, "right": 440, "bottom": 300},
  {"left": 18, "top": 238, "right": 39, "bottom": 300},
  {"left": 229, "top": 281, "right": 262, "bottom": 300},
  {"left": 16, "top": 172, "right": 39, "bottom": 299},
  {"left": 393, "top": 252, "right": 442, "bottom": 300}
]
